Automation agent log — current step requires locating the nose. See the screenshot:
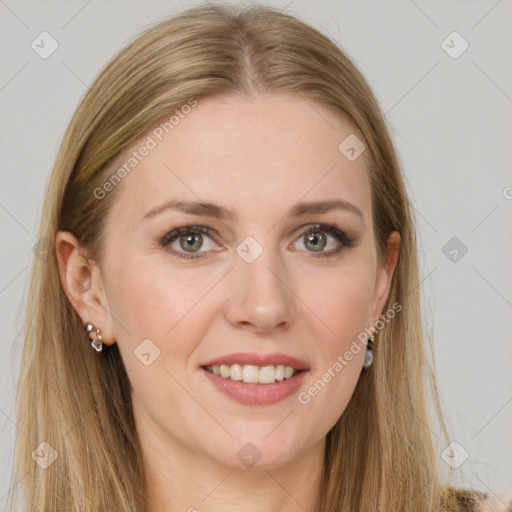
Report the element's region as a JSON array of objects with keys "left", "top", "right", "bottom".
[{"left": 222, "top": 247, "right": 294, "bottom": 334}]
